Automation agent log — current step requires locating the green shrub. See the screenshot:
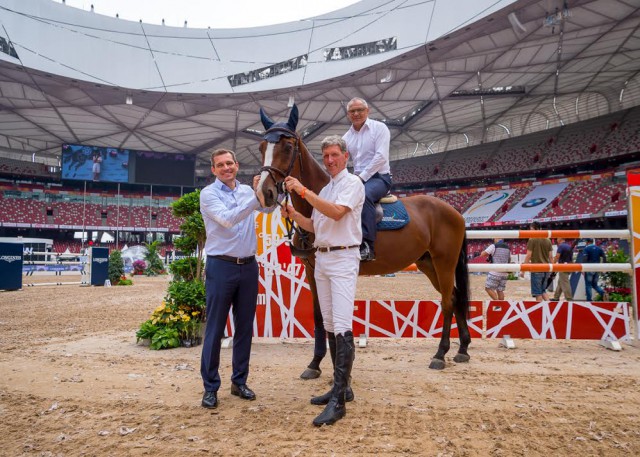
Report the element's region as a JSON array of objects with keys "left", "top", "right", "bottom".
[
  {"left": 136, "top": 320, "right": 158, "bottom": 342},
  {"left": 602, "top": 249, "right": 631, "bottom": 289},
  {"left": 144, "top": 241, "right": 166, "bottom": 276},
  {"left": 150, "top": 327, "right": 180, "bottom": 350},
  {"left": 108, "top": 250, "right": 125, "bottom": 285},
  {"left": 166, "top": 279, "right": 206, "bottom": 310},
  {"left": 169, "top": 257, "right": 203, "bottom": 282}
]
